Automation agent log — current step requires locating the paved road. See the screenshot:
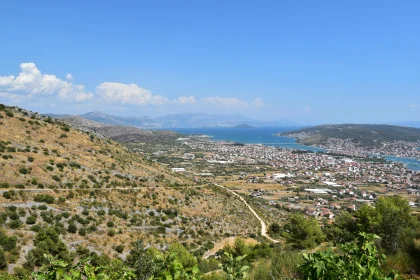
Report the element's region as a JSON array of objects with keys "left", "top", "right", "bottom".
[{"left": 214, "top": 184, "right": 280, "bottom": 243}]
